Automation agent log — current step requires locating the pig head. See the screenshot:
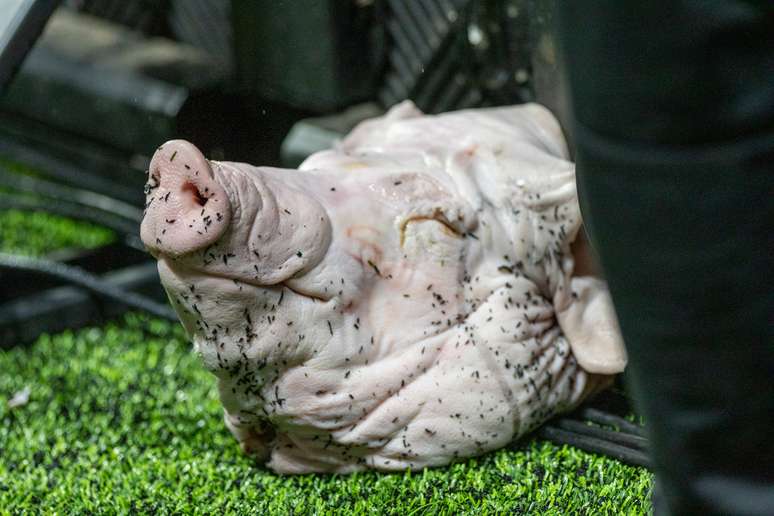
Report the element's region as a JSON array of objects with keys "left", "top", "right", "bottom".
[{"left": 140, "top": 101, "right": 627, "bottom": 474}]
